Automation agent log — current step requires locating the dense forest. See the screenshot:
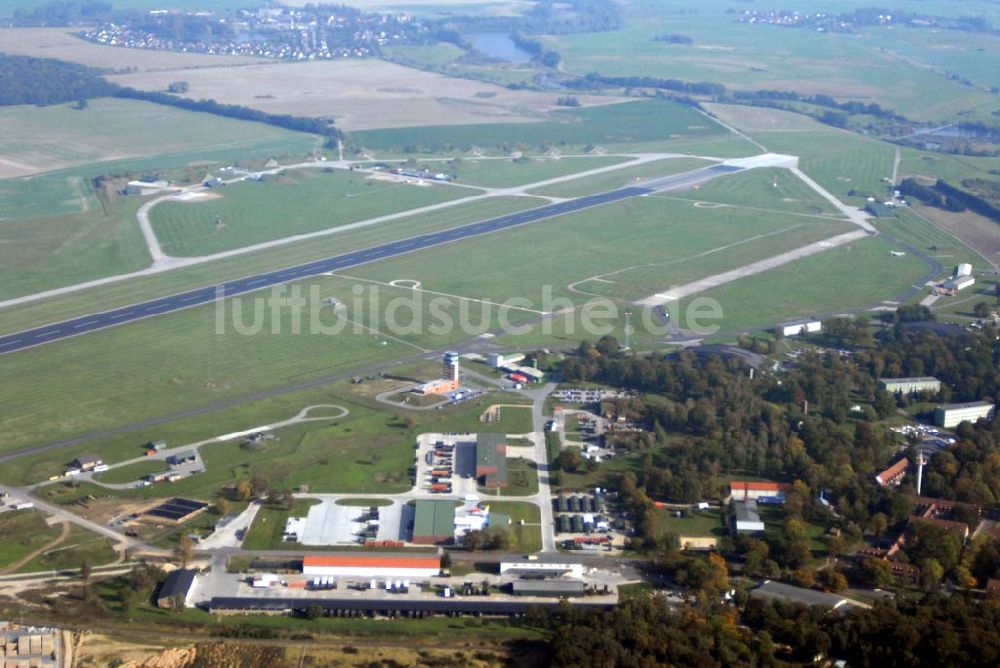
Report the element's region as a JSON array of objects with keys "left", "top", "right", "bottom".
[
  {"left": 0, "top": 54, "right": 116, "bottom": 105},
  {"left": 527, "top": 592, "right": 1000, "bottom": 667}
]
